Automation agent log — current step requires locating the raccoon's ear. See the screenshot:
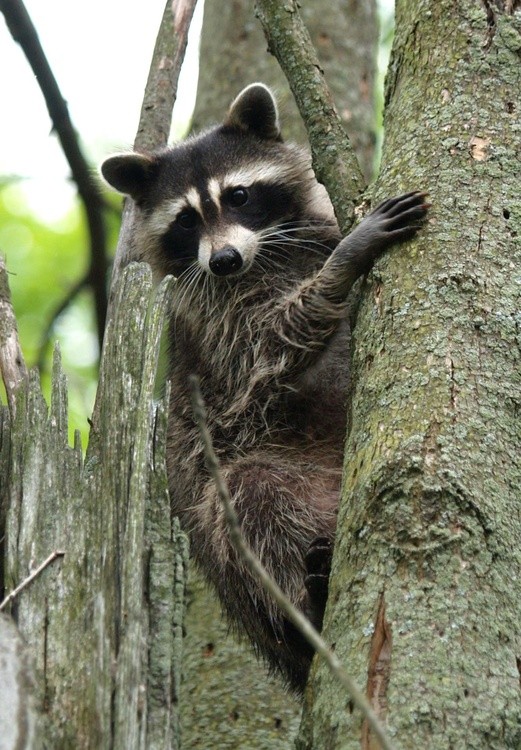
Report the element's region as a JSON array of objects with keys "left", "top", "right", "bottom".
[
  {"left": 100, "top": 153, "right": 157, "bottom": 200},
  {"left": 224, "top": 83, "right": 282, "bottom": 142}
]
